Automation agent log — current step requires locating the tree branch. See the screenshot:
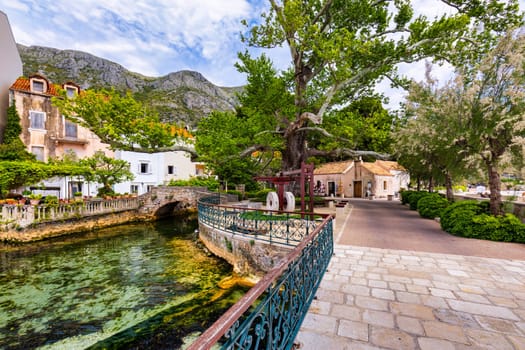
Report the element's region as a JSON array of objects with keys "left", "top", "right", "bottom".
[
  {"left": 239, "top": 144, "right": 273, "bottom": 158},
  {"left": 307, "top": 147, "right": 391, "bottom": 160}
]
